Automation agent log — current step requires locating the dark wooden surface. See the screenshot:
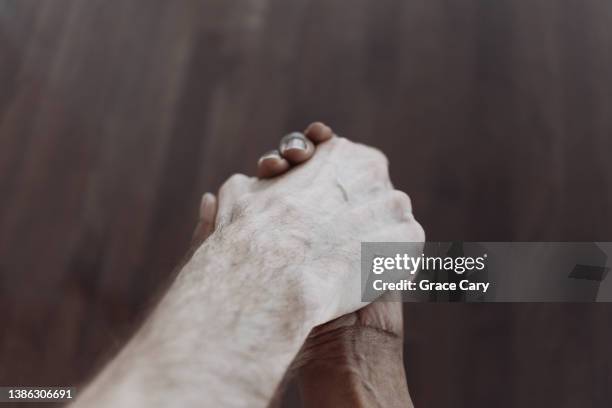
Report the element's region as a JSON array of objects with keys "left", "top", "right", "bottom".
[{"left": 1, "top": 0, "right": 612, "bottom": 406}]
